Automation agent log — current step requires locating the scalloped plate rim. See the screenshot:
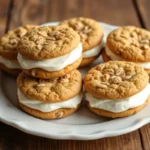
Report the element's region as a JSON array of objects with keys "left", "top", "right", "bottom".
[{"left": 0, "top": 22, "right": 150, "bottom": 140}]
